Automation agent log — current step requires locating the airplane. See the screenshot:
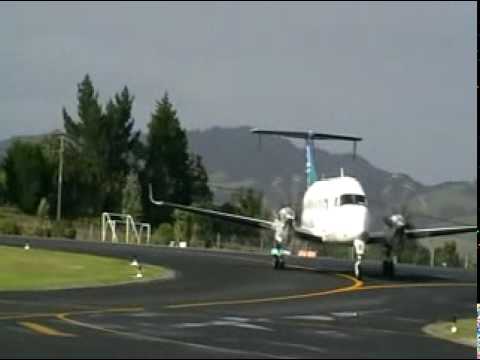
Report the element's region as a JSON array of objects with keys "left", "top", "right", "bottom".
[{"left": 149, "top": 129, "right": 477, "bottom": 279}]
